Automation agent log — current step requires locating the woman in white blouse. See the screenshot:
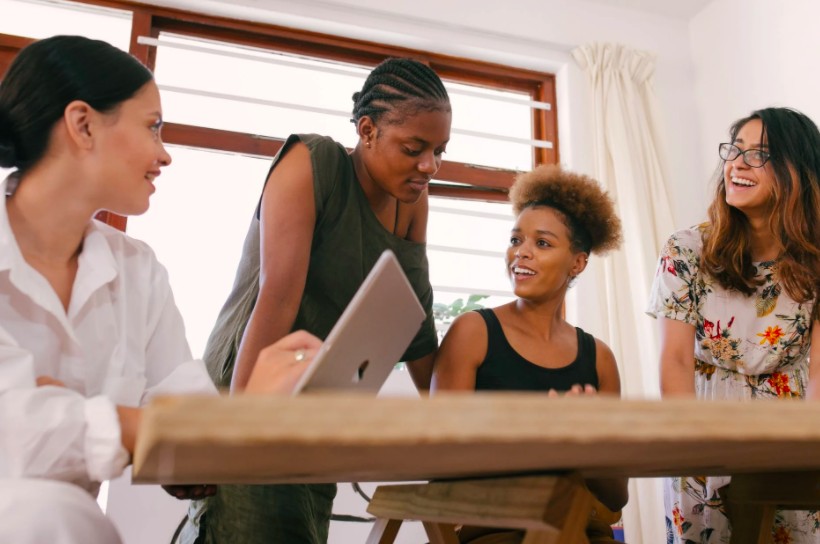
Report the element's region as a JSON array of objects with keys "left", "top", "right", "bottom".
[{"left": 0, "top": 35, "right": 320, "bottom": 544}]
